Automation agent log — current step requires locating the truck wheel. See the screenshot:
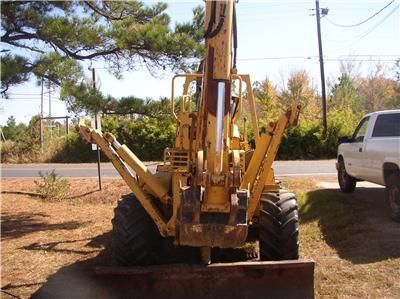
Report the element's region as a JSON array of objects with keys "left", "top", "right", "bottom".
[
  {"left": 111, "top": 194, "right": 162, "bottom": 266},
  {"left": 338, "top": 158, "right": 356, "bottom": 193},
  {"left": 259, "top": 191, "right": 299, "bottom": 260},
  {"left": 387, "top": 174, "right": 400, "bottom": 222}
]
